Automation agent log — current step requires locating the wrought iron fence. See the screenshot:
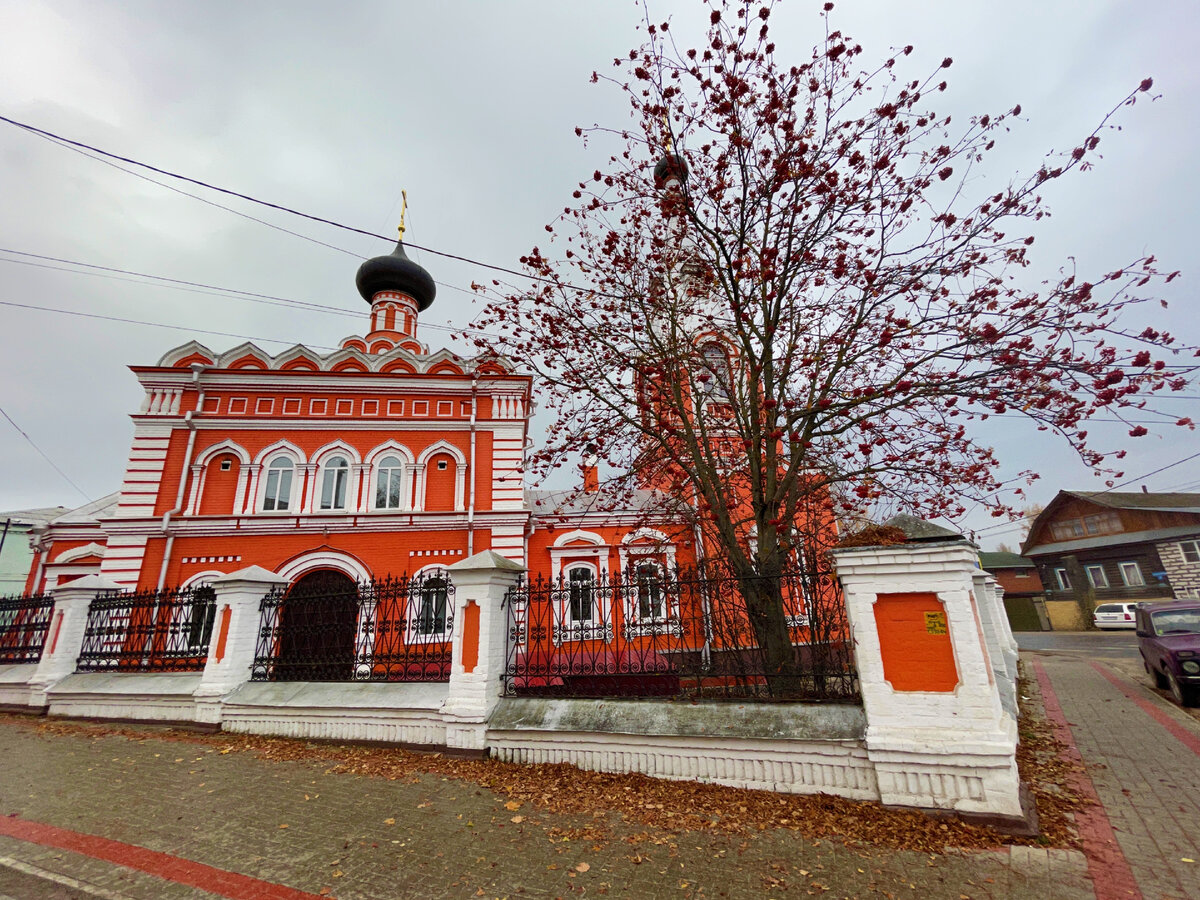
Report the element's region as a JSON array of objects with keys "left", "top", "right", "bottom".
[
  {"left": 76, "top": 585, "right": 217, "bottom": 672},
  {"left": 250, "top": 572, "right": 455, "bottom": 682},
  {"left": 0, "top": 592, "right": 55, "bottom": 663},
  {"left": 503, "top": 564, "right": 858, "bottom": 701}
]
